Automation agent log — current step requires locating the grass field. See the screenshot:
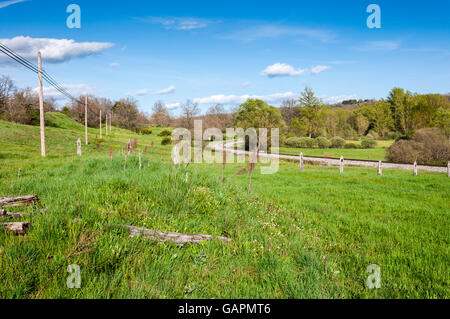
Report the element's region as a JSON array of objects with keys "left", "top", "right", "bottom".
[
  {"left": 276, "top": 140, "right": 394, "bottom": 161},
  {"left": 0, "top": 114, "right": 448, "bottom": 299}
]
